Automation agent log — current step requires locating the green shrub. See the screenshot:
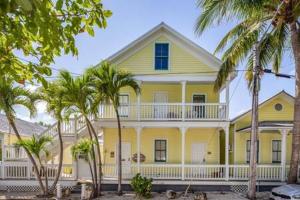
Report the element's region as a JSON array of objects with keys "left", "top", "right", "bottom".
[{"left": 130, "top": 173, "right": 153, "bottom": 199}]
